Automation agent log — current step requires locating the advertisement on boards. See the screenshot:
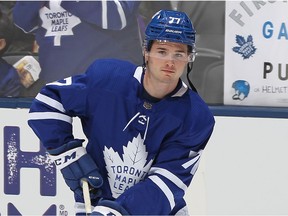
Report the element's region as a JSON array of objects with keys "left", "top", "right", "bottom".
[
  {"left": 0, "top": 108, "right": 75, "bottom": 216},
  {"left": 224, "top": 1, "right": 288, "bottom": 107}
]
